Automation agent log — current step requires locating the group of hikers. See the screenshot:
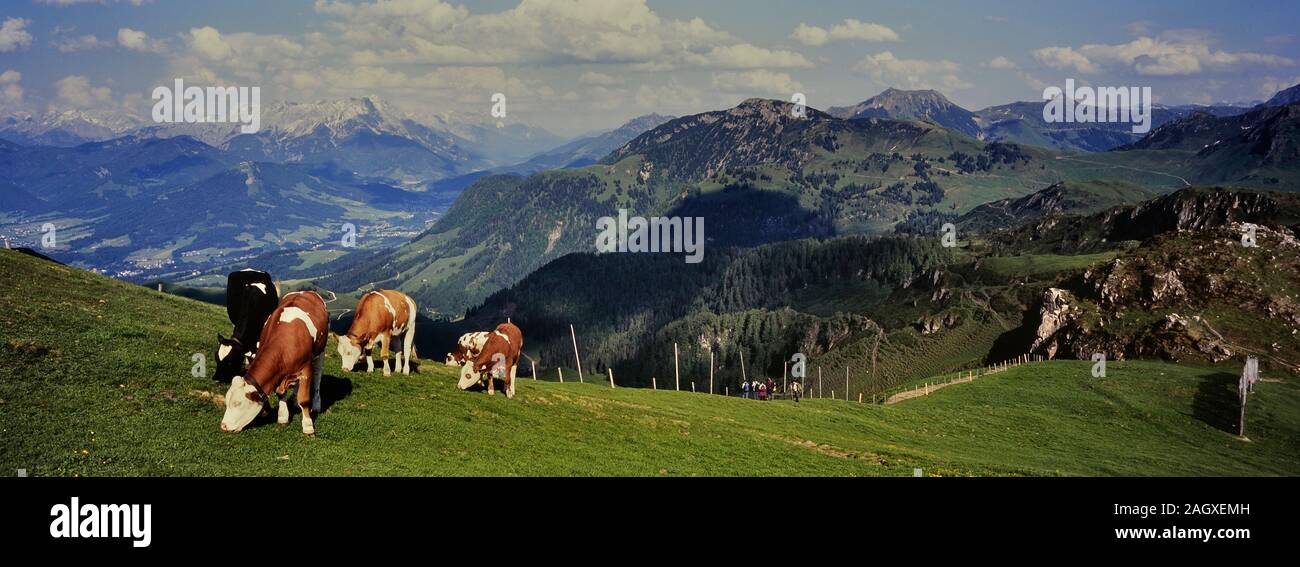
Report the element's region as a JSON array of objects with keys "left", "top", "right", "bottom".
[{"left": 739, "top": 378, "right": 803, "bottom": 403}]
